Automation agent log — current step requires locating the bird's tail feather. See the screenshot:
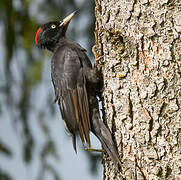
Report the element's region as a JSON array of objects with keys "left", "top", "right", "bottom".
[
  {"left": 94, "top": 120, "right": 122, "bottom": 166},
  {"left": 89, "top": 95, "right": 121, "bottom": 166}
]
